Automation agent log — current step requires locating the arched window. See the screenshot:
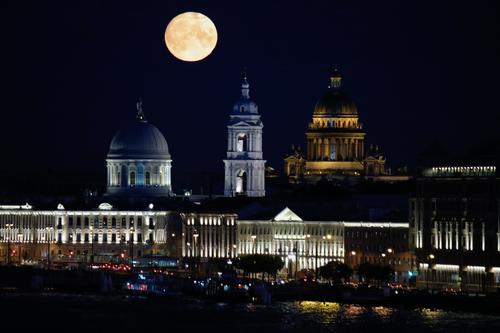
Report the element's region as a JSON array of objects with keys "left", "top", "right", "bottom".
[
  {"left": 236, "top": 134, "right": 247, "bottom": 152},
  {"left": 235, "top": 170, "right": 247, "bottom": 195},
  {"left": 145, "top": 172, "right": 151, "bottom": 185},
  {"left": 240, "top": 106, "right": 245, "bottom": 112},
  {"left": 130, "top": 171, "right": 136, "bottom": 186}
]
